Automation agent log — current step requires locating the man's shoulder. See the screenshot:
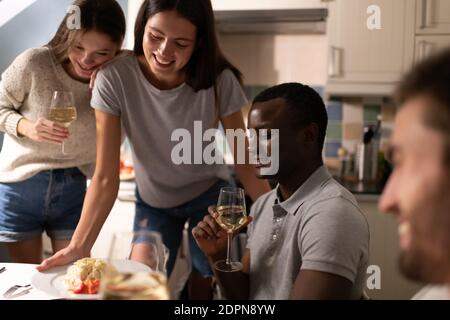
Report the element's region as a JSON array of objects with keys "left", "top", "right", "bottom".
[
  {"left": 308, "top": 178, "right": 359, "bottom": 210},
  {"left": 302, "top": 178, "right": 368, "bottom": 227}
]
